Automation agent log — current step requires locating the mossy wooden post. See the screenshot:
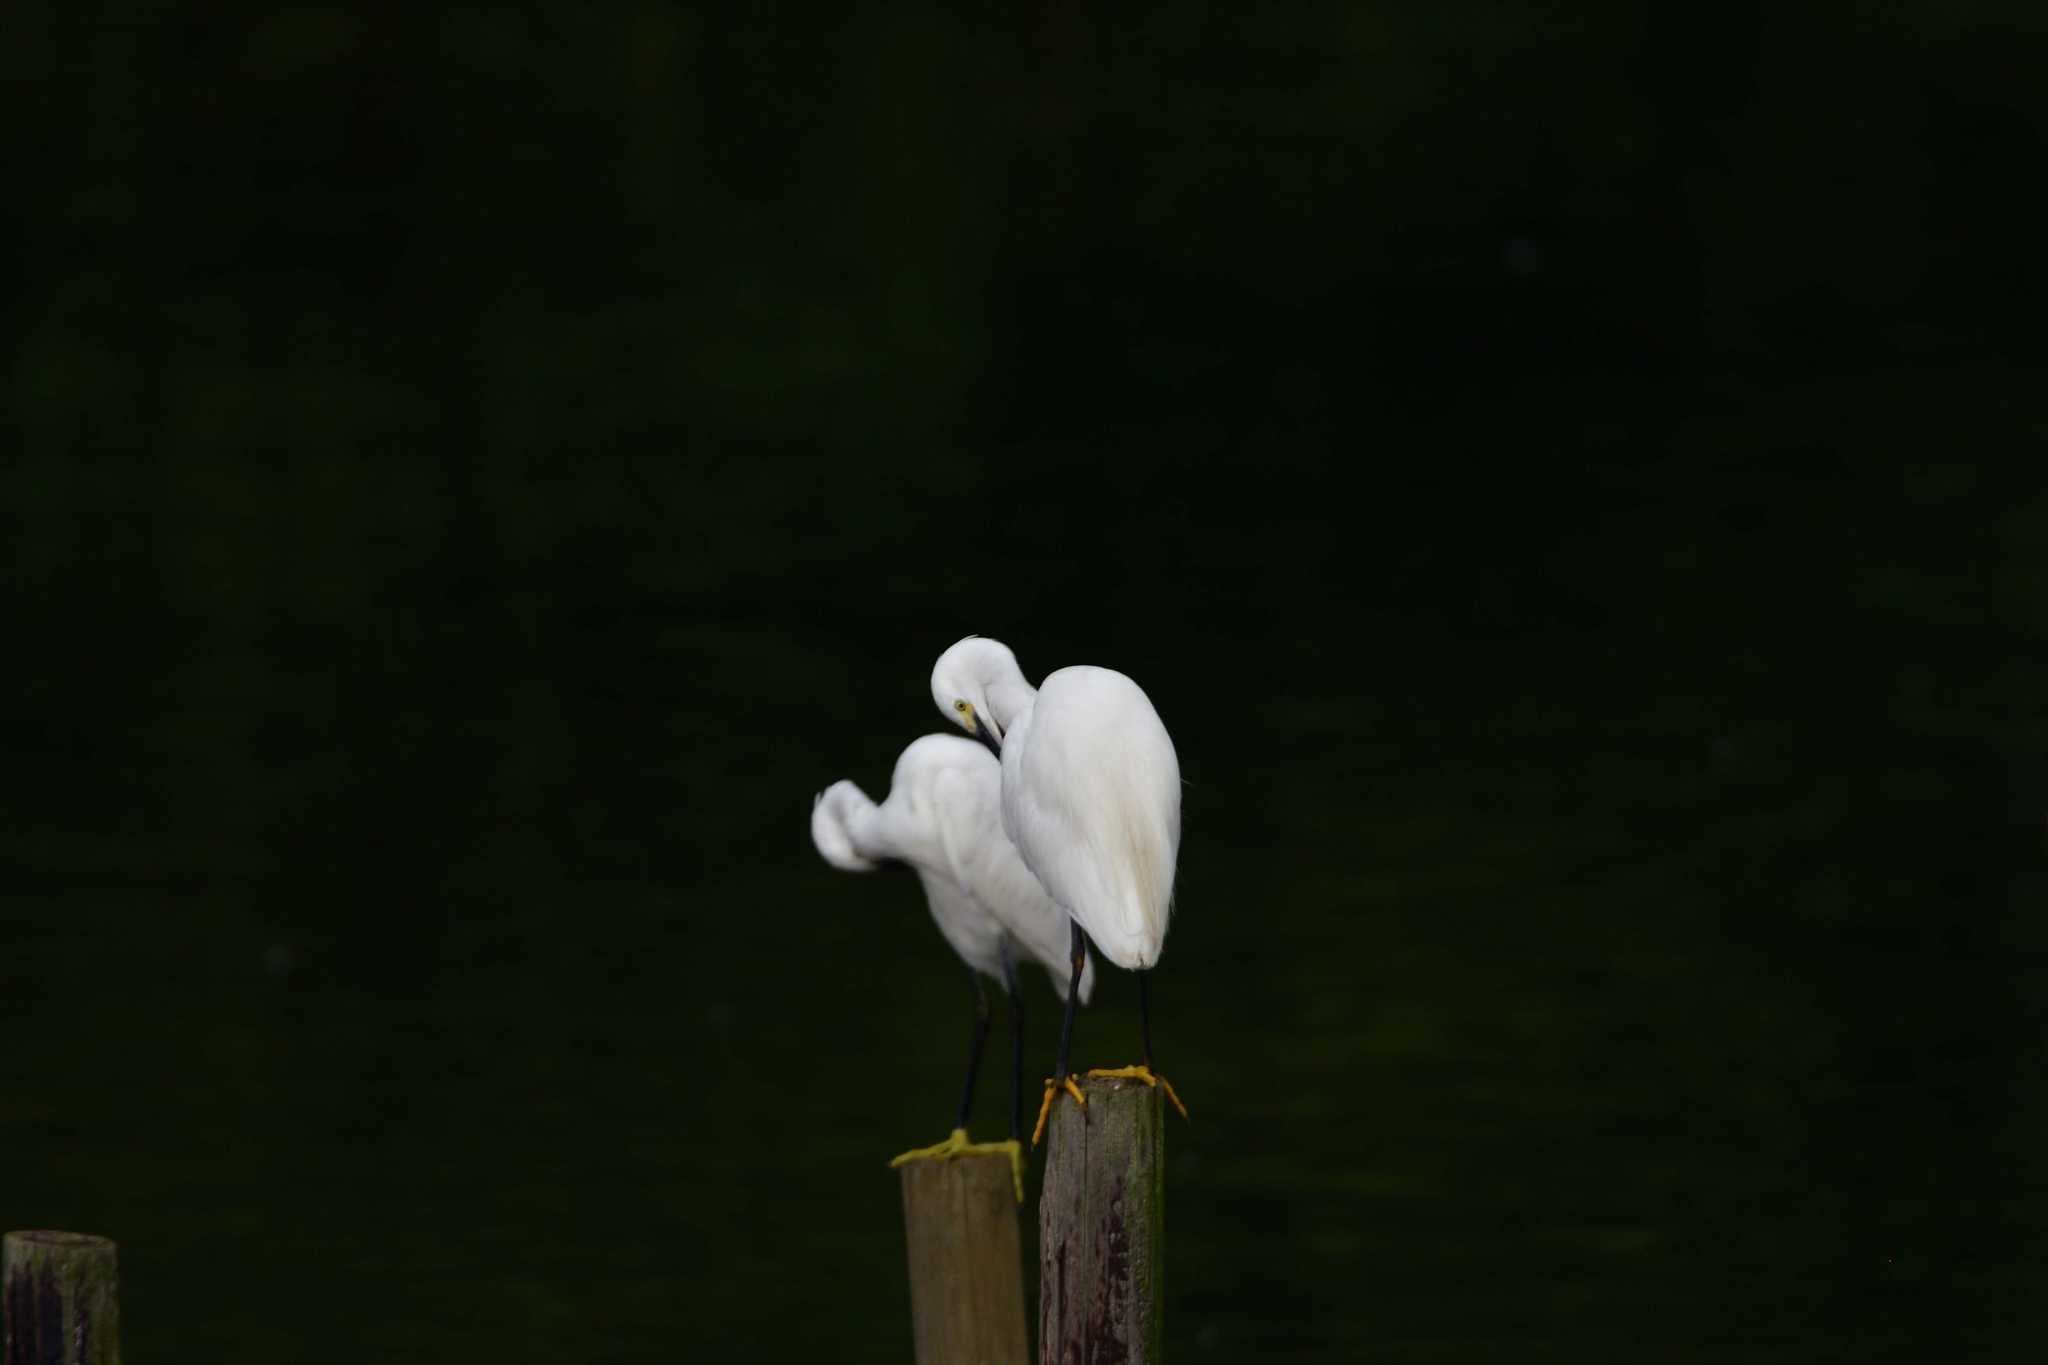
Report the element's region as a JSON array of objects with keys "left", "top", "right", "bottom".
[
  {"left": 899, "top": 1152, "right": 1030, "bottom": 1365},
  {"left": 1039, "top": 1074, "right": 1165, "bottom": 1364},
  {"left": 4, "top": 1231, "right": 121, "bottom": 1365}
]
